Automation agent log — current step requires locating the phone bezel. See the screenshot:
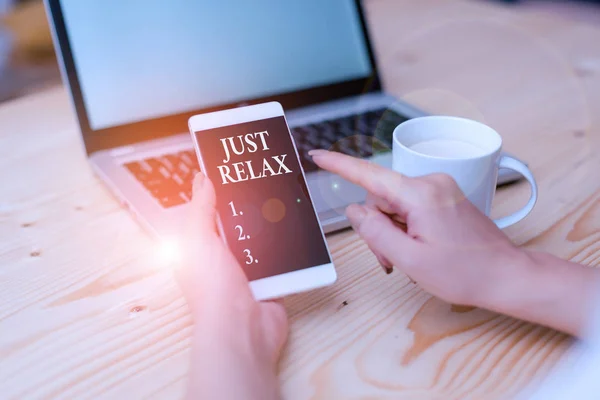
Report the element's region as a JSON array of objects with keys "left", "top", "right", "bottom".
[{"left": 188, "top": 101, "right": 336, "bottom": 300}]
